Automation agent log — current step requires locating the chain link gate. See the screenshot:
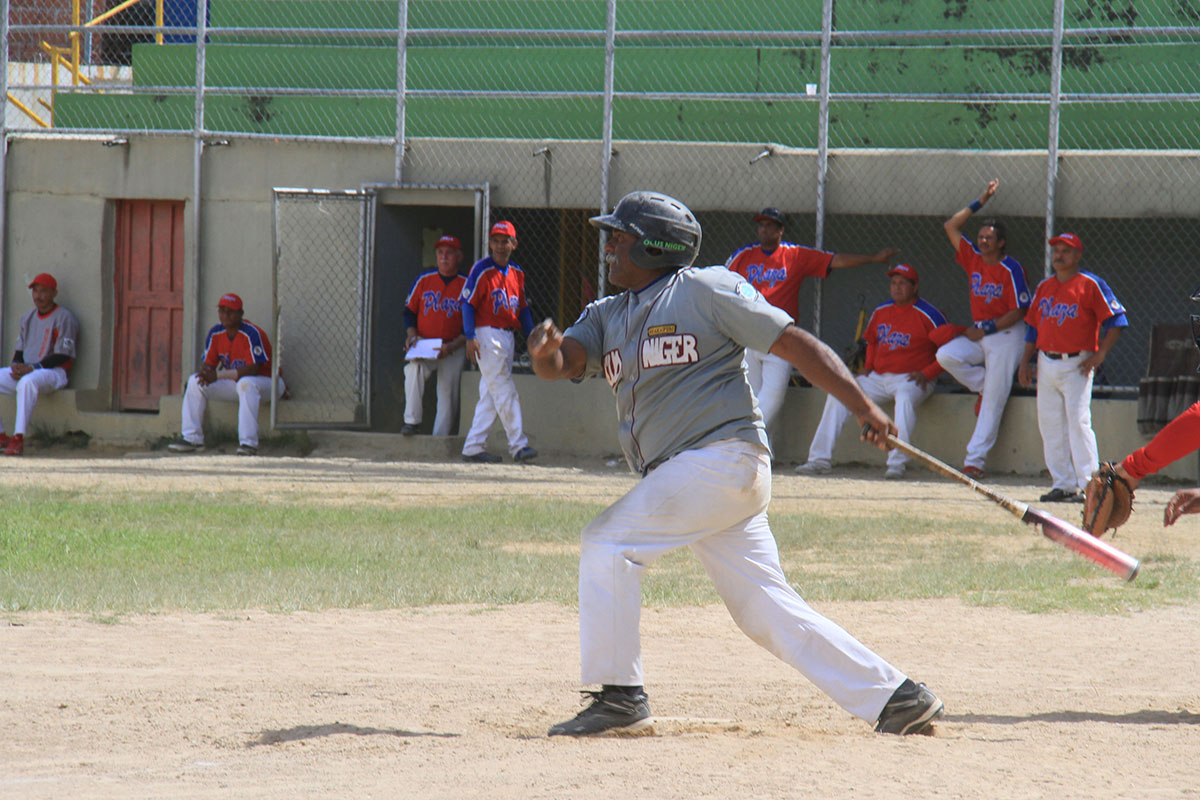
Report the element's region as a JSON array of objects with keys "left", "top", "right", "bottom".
[{"left": 271, "top": 189, "right": 375, "bottom": 429}]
